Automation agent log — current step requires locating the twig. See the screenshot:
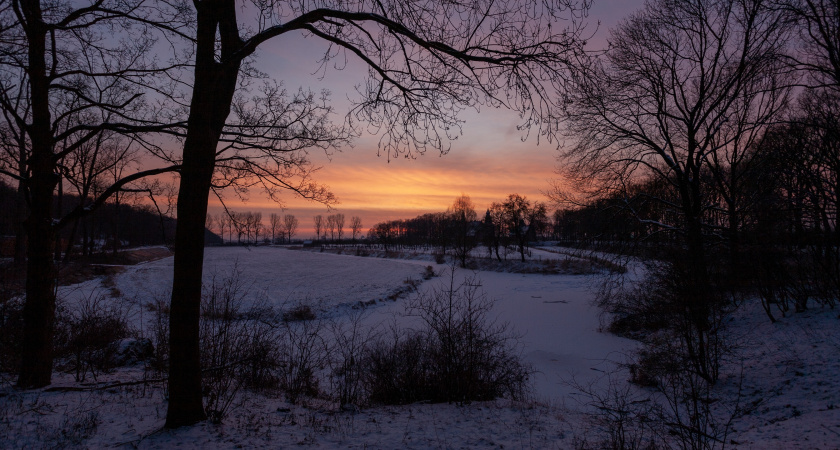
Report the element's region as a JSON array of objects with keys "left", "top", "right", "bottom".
[
  {"left": 822, "top": 424, "right": 840, "bottom": 437},
  {"left": 44, "top": 377, "right": 167, "bottom": 392}
]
